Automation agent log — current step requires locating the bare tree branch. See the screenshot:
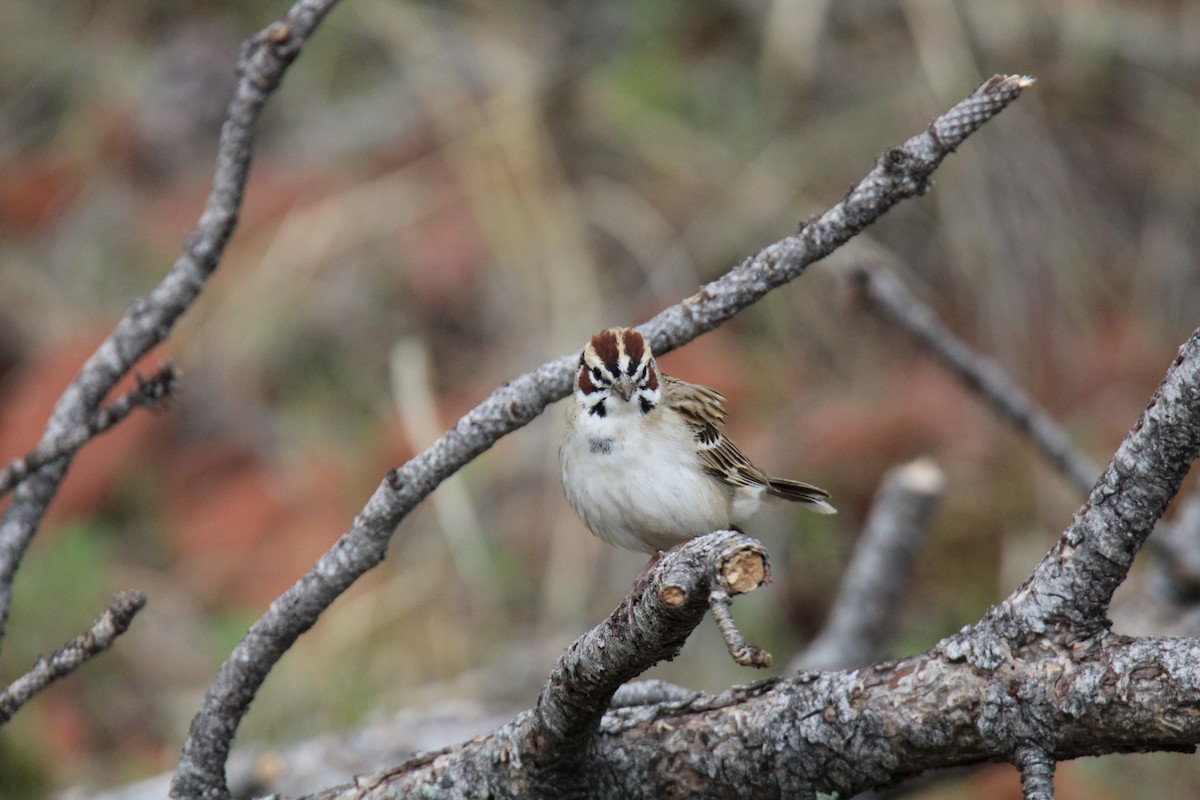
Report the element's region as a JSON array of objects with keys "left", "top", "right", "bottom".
[
  {"left": 852, "top": 265, "right": 1099, "bottom": 494},
  {"left": 0, "top": 590, "right": 146, "bottom": 724},
  {"left": 793, "top": 457, "right": 944, "bottom": 673},
  {"left": 172, "top": 73, "right": 1033, "bottom": 799},
  {"left": 0, "top": 363, "right": 179, "bottom": 498},
  {"left": 303, "top": 632, "right": 1200, "bottom": 798},
  {"left": 1014, "top": 744, "right": 1056, "bottom": 800},
  {"left": 980, "top": 328, "right": 1200, "bottom": 646},
  {"left": 0, "top": 0, "right": 340, "bottom": 654}
]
